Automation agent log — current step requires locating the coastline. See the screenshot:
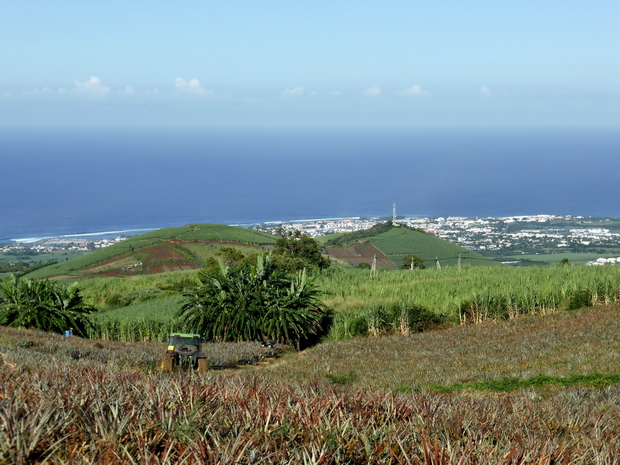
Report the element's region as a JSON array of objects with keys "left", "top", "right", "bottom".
[{"left": 3, "top": 213, "right": 616, "bottom": 245}]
